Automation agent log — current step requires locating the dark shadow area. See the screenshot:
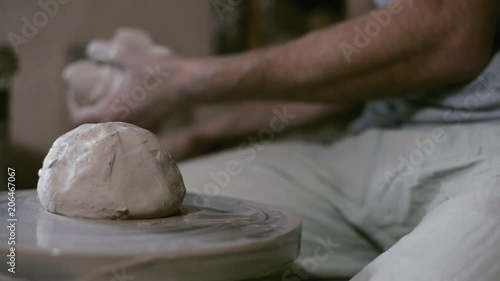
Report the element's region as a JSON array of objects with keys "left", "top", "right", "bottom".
[{"left": 9, "top": 143, "right": 44, "bottom": 190}]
